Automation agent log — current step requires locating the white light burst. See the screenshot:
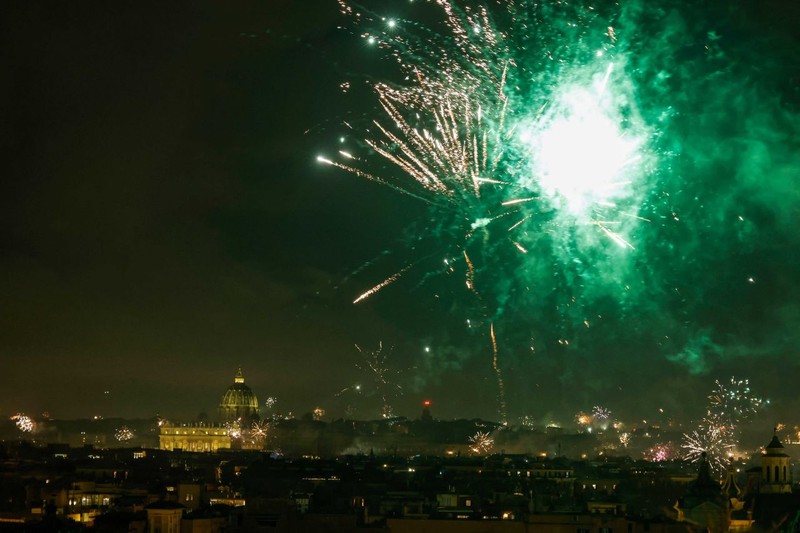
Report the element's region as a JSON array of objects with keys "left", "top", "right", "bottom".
[
  {"left": 468, "top": 431, "right": 495, "bottom": 454},
  {"left": 681, "top": 376, "right": 766, "bottom": 474},
  {"left": 11, "top": 414, "right": 35, "bottom": 433},
  {"left": 115, "top": 426, "right": 135, "bottom": 442}
]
